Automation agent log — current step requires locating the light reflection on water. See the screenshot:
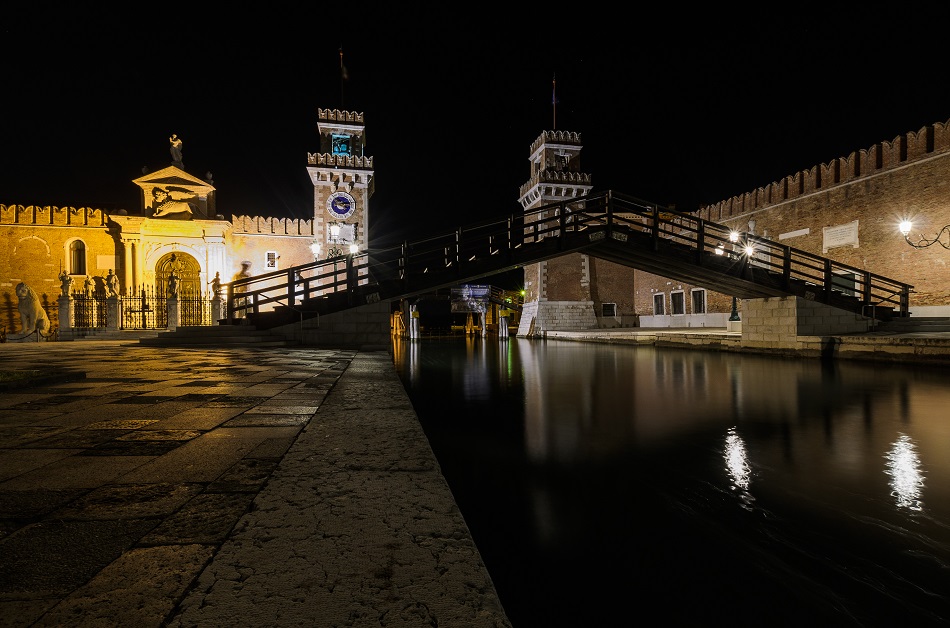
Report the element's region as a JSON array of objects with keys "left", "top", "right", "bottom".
[{"left": 393, "top": 337, "right": 950, "bottom": 627}]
